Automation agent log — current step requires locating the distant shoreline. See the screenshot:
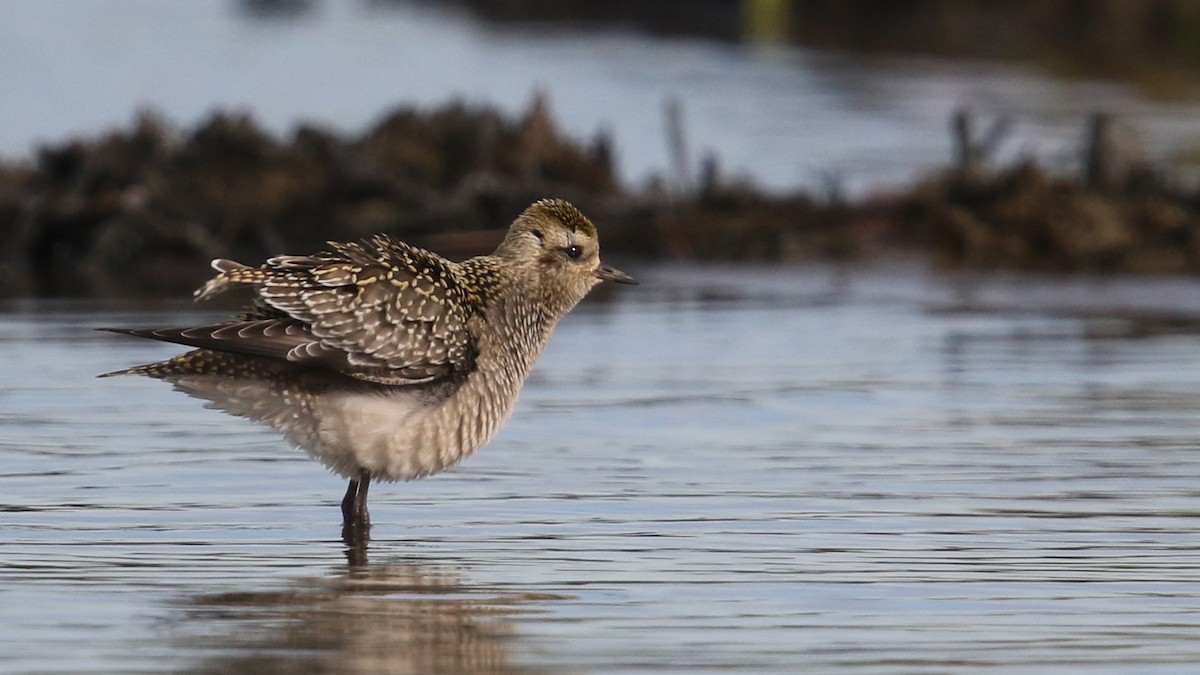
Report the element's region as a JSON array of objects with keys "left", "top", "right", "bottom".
[
  {"left": 3, "top": 99, "right": 1200, "bottom": 298},
  {"left": 444, "top": 0, "right": 1200, "bottom": 99}
]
